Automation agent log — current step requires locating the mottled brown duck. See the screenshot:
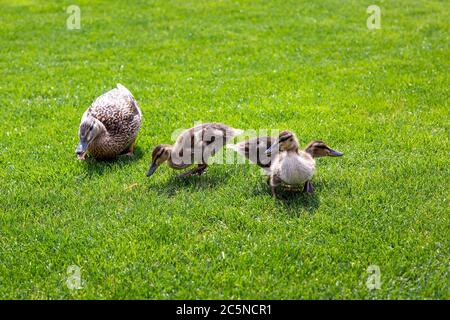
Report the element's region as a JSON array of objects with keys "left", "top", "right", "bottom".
[{"left": 76, "top": 84, "right": 142, "bottom": 160}]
